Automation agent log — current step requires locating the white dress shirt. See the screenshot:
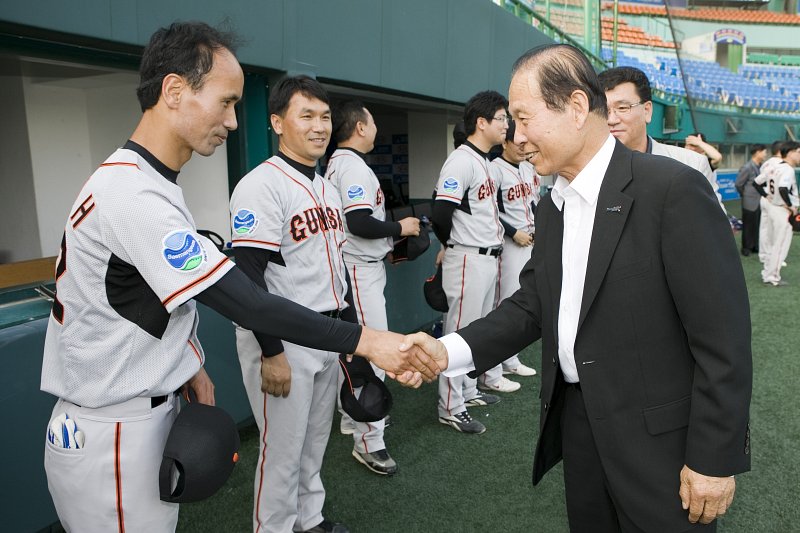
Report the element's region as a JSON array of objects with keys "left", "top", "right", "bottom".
[{"left": 443, "top": 135, "right": 617, "bottom": 382}]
